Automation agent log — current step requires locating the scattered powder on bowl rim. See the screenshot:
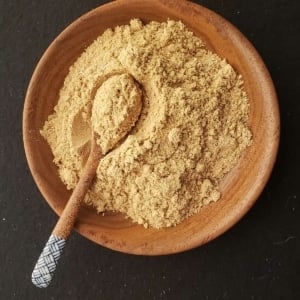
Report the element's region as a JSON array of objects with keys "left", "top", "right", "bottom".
[{"left": 41, "top": 19, "right": 252, "bottom": 229}]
